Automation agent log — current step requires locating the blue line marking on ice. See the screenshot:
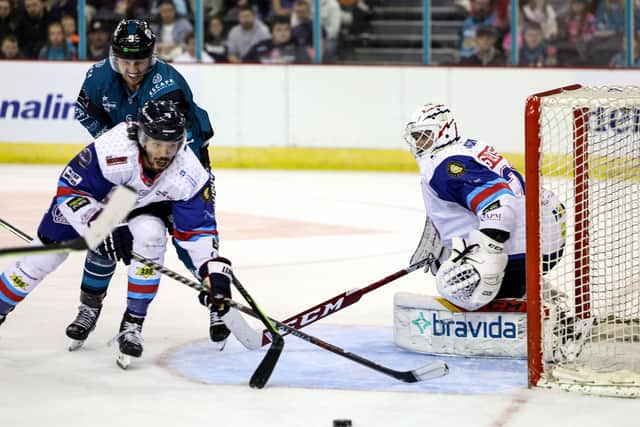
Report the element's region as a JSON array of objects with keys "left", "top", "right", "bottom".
[{"left": 166, "top": 325, "right": 528, "bottom": 393}]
